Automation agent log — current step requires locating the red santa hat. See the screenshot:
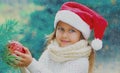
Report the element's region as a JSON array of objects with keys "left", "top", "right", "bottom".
[{"left": 54, "top": 2, "right": 108, "bottom": 50}]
